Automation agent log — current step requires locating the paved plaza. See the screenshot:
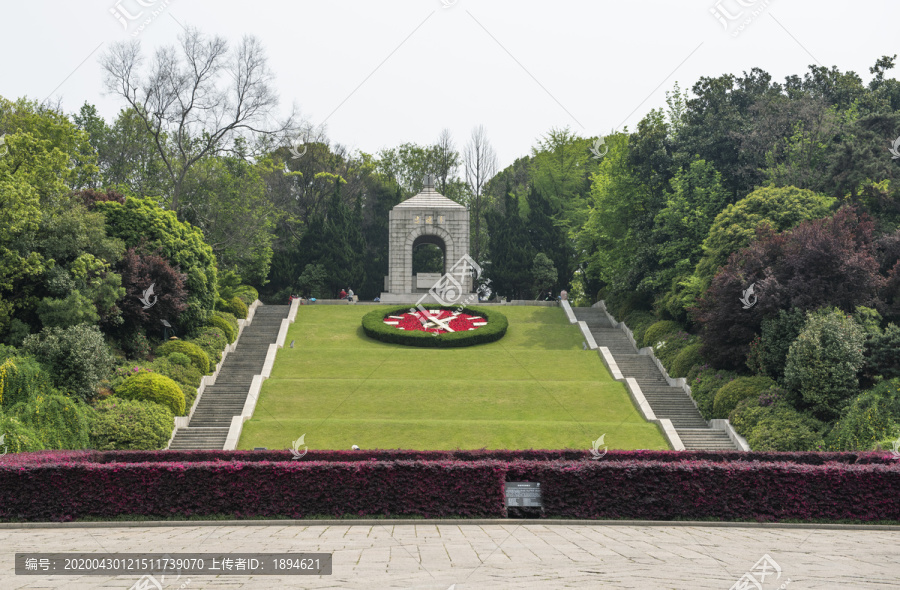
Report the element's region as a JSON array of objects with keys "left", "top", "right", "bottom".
[{"left": 1, "top": 521, "right": 898, "bottom": 589}]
